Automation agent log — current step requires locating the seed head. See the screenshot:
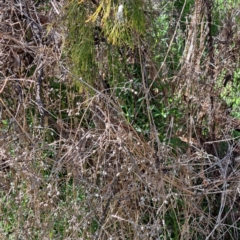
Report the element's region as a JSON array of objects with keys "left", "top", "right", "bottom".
[{"left": 116, "top": 4, "right": 124, "bottom": 23}]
